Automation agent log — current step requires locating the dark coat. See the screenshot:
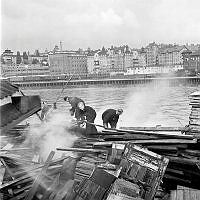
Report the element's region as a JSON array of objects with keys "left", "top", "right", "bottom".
[
  {"left": 67, "top": 97, "right": 85, "bottom": 119},
  {"left": 102, "top": 109, "right": 119, "bottom": 124},
  {"left": 68, "top": 97, "right": 85, "bottom": 108},
  {"left": 80, "top": 106, "right": 96, "bottom": 122},
  {"left": 80, "top": 106, "right": 97, "bottom": 136}
]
